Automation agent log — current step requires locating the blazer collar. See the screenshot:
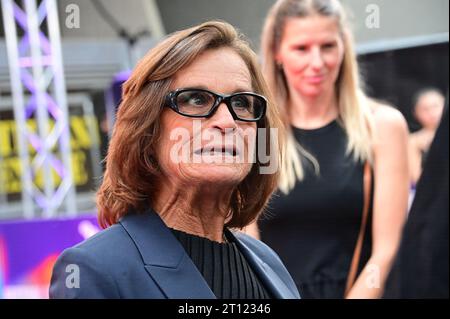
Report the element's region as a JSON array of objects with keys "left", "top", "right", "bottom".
[
  {"left": 119, "top": 208, "right": 294, "bottom": 299},
  {"left": 119, "top": 208, "right": 215, "bottom": 299}
]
